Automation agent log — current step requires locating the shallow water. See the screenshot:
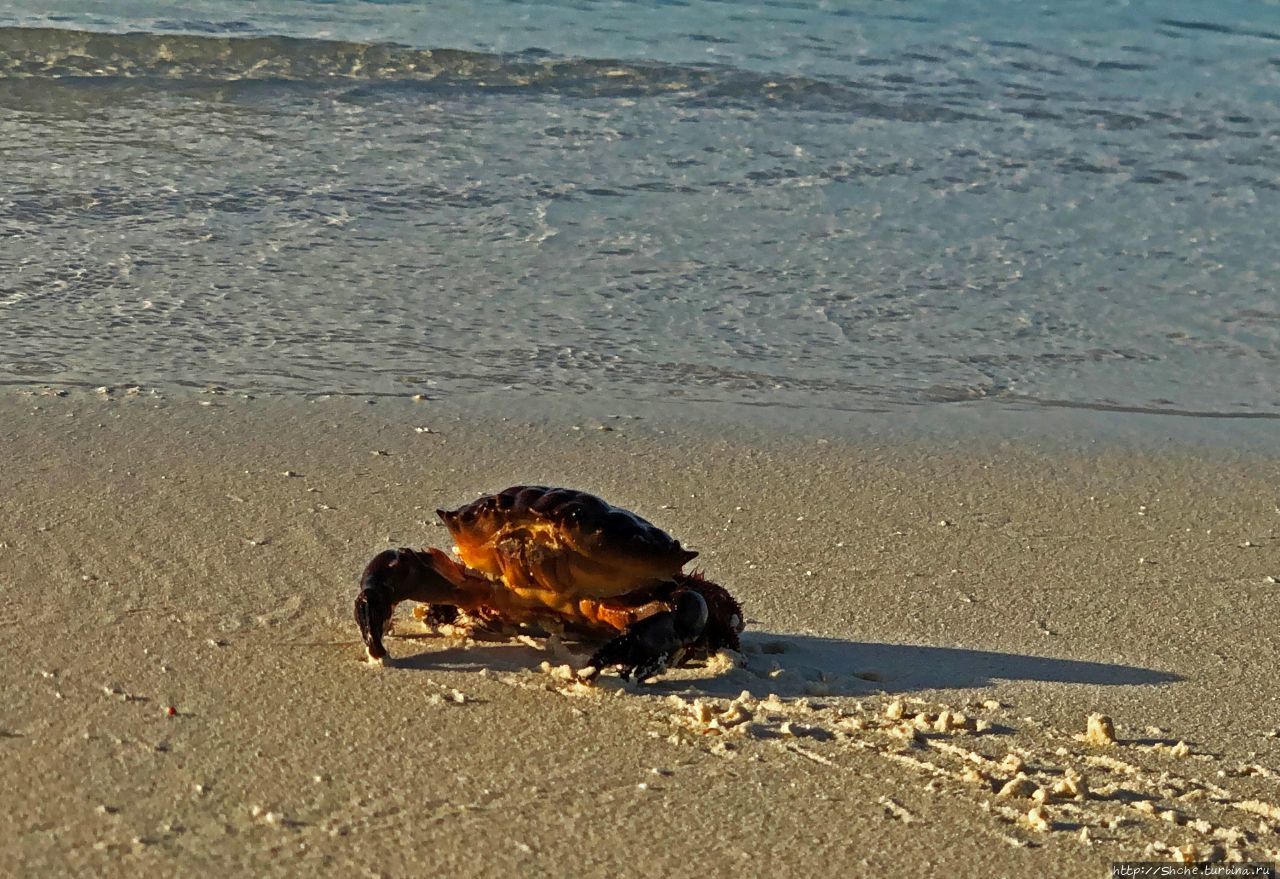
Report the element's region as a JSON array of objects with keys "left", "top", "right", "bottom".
[{"left": 1, "top": 2, "right": 1277, "bottom": 438}]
